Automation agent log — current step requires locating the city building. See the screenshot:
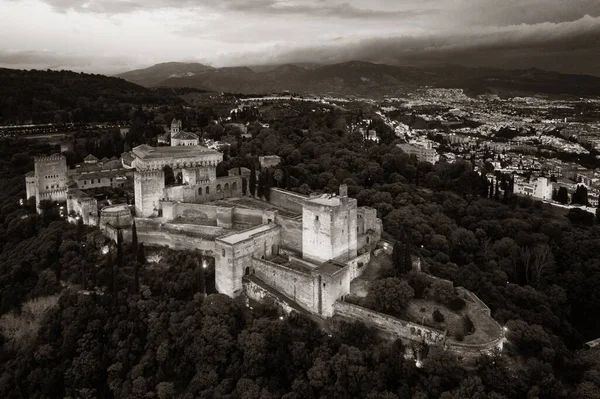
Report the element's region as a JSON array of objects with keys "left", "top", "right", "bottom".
[
  {"left": 397, "top": 140, "right": 440, "bottom": 164},
  {"left": 170, "top": 119, "right": 200, "bottom": 146},
  {"left": 514, "top": 176, "right": 553, "bottom": 201}
]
